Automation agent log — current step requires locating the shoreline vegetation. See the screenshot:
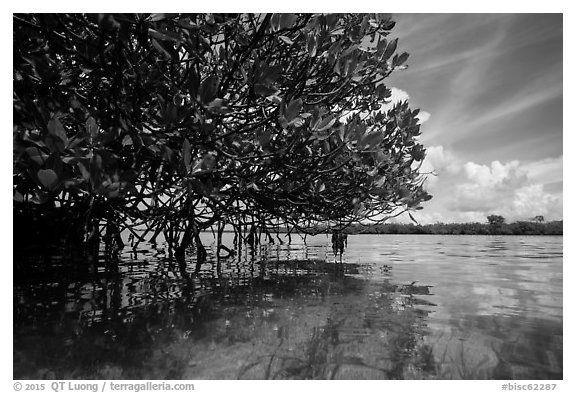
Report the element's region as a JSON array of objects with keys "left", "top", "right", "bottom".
[
  {"left": 216, "top": 220, "right": 563, "bottom": 236},
  {"left": 347, "top": 221, "right": 562, "bottom": 236},
  {"left": 301, "top": 220, "right": 563, "bottom": 236}
]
